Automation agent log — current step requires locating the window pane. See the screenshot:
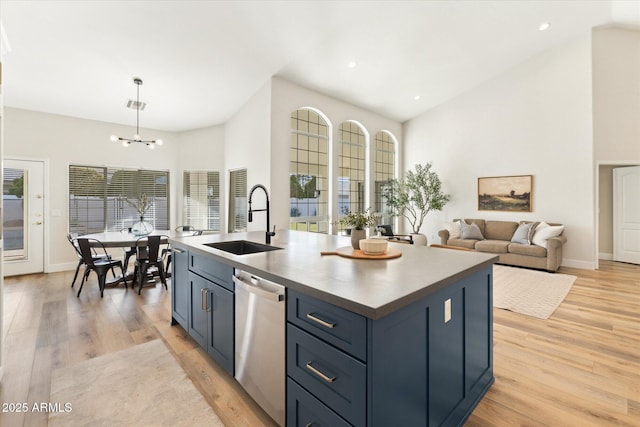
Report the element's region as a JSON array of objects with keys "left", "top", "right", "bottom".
[
  {"left": 290, "top": 109, "right": 329, "bottom": 234},
  {"left": 184, "top": 171, "right": 220, "bottom": 231},
  {"left": 228, "top": 169, "right": 247, "bottom": 232},
  {"left": 69, "top": 165, "right": 169, "bottom": 234}
]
